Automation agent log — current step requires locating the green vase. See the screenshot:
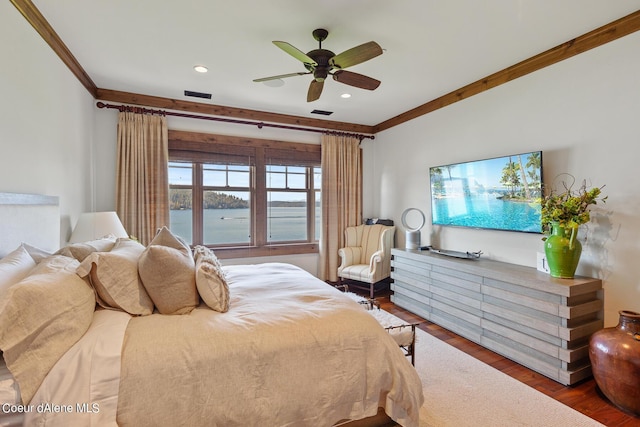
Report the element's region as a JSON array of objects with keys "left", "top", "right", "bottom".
[{"left": 544, "top": 222, "right": 582, "bottom": 278}]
